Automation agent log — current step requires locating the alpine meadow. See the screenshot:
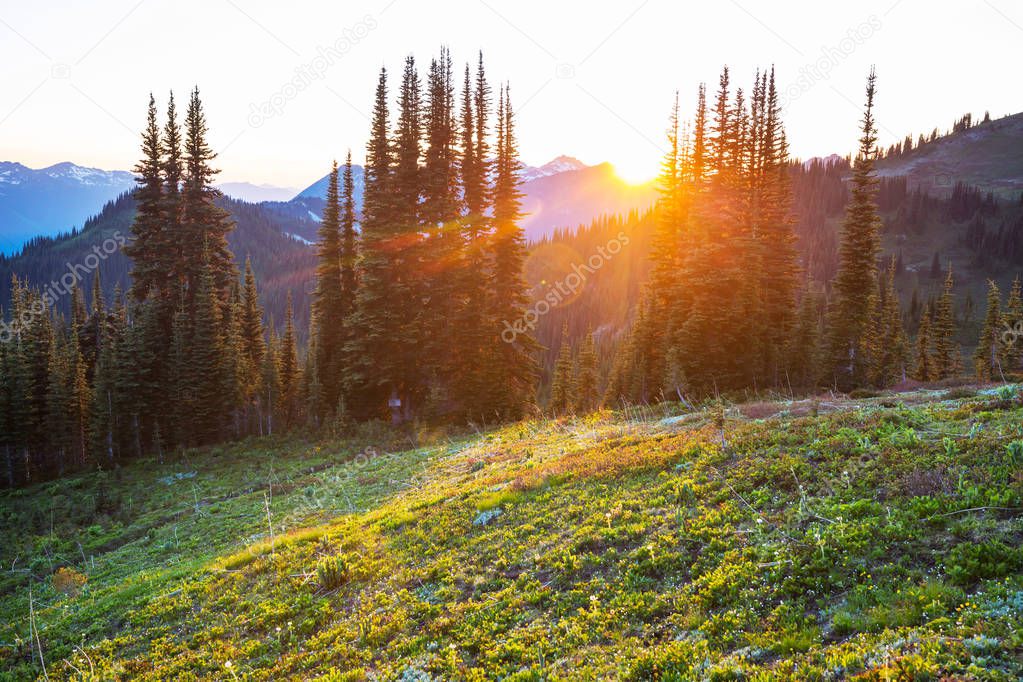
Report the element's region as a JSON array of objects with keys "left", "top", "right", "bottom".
[{"left": 3, "top": 2, "right": 1023, "bottom": 680}]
